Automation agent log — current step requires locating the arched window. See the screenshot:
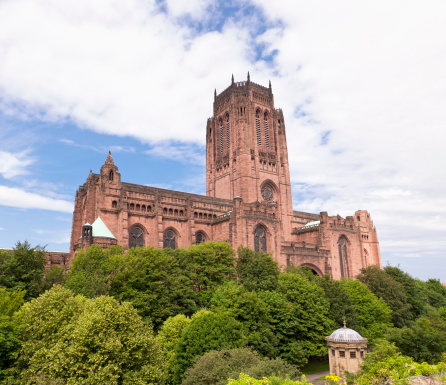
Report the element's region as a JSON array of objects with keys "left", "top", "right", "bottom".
[
  {"left": 199, "top": 213, "right": 202, "bottom": 219},
  {"left": 254, "top": 226, "right": 266, "bottom": 253},
  {"left": 264, "top": 112, "right": 270, "bottom": 148},
  {"left": 130, "top": 203, "right": 134, "bottom": 211},
  {"left": 194, "top": 212, "right": 198, "bottom": 219},
  {"left": 109, "top": 170, "right": 114, "bottom": 181},
  {"left": 163, "top": 208, "right": 167, "bottom": 215},
  {"left": 169, "top": 208, "right": 173, "bottom": 216},
  {"left": 203, "top": 213, "right": 207, "bottom": 220},
  {"left": 129, "top": 226, "right": 144, "bottom": 248},
  {"left": 164, "top": 230, "right": 176, "bottom": 249},
  {"left": 136, "top": 204, "right": 140, "bottom": 212},
  {"left": 147, "top": 205, "right": 152, "bottom": 213},
  {"left": 196, "top": 232, "right": 206, "bottom": 244},
  {"left": 141, "top": 205, "right": 146, "bottom": 212},
  {"left": 179, "top": 210, "right": 184, "bottom": 216},
  {"left": 338, "top": 237, "right": 350, "bottom": 278},
  {"left": 174, "top": 209, "right": 178, "bottom": 216},
  {"left": 112, "top": 200, "right": 117, "bottom": 209},
  {"left": 226, "top": 114, "right": 230, "bottom": 151},
  {"left": 219, "top": 117, "right": 224, "bottom": 154},
  {"left": 255, "top": 110, "right": 261, "bottom": 146}
]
